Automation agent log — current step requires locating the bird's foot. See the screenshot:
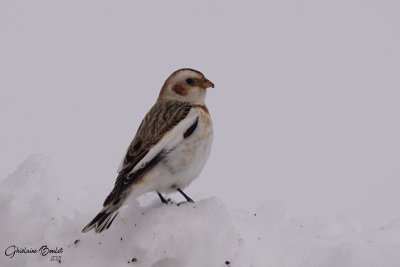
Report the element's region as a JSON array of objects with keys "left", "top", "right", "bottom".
[
  {"left": 157, "top": 192, "right": 169, "bottom": 204},
  {"left": 157, "top": 192, "right": 176, "bottom": 205},
  {"left": 177, "top": 188, "right": 194, "bottom": 203},
  {"left": 176, "top": 199, "right": 194, "bottom": 206},
  {"left": 165, "top": 198, "right": 175, "bottom": 204}
]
